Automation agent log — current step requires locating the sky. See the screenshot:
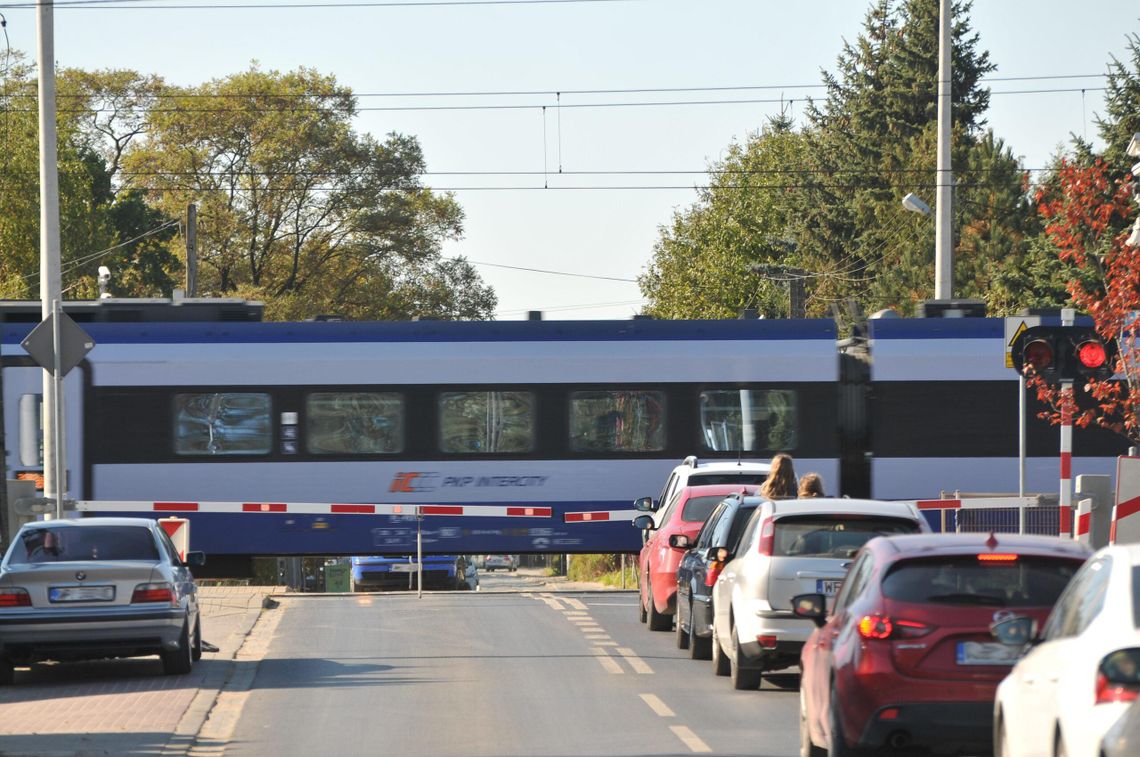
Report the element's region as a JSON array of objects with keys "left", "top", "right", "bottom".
[{"left": 1, "top": 0, "right": 1138, "bottom": 320}]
